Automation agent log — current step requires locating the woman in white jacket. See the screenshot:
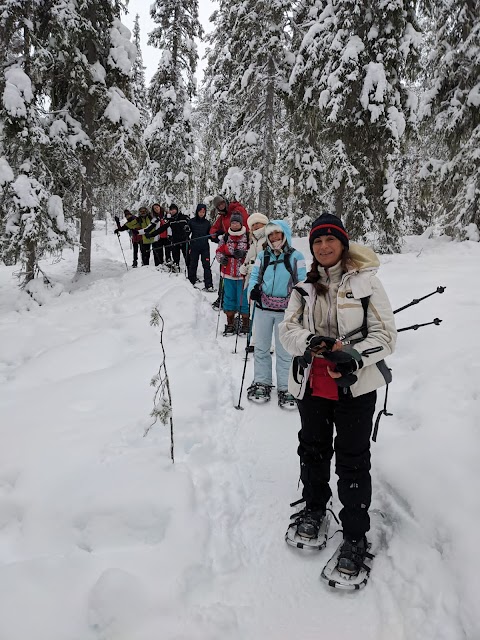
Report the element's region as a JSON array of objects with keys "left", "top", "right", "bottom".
[
  {"left": 239, "top": 212, "right": 269, "bottom": 351},
  {"left": 279, "top": 213, "right": 396, "bottom": 577}
]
